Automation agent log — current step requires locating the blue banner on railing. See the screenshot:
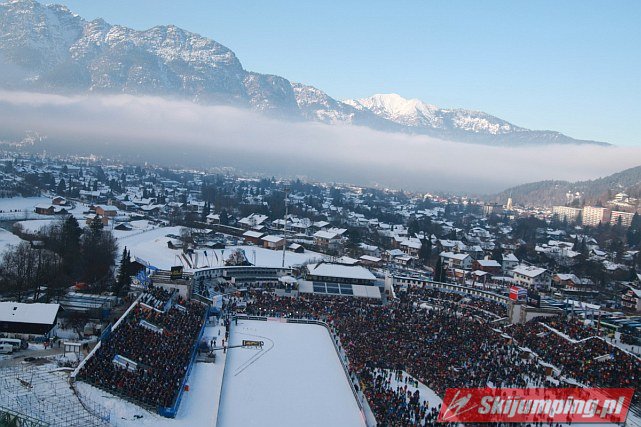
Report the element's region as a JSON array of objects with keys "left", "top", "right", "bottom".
[
  {"left": 100, "top": 323, "right": 112, "bottom": 342},
  {"left": 136, "top": 269, "right": 151, "bottom": 286}
]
